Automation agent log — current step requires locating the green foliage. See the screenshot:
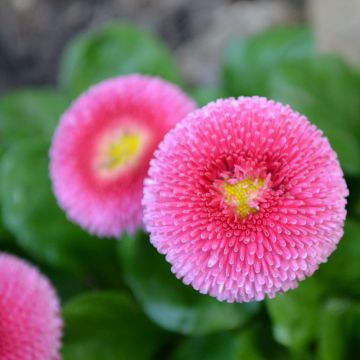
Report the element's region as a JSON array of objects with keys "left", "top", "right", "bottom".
[
  {"left": 59, "top": 22, "right": 183, "bottom": 96},
  {"left": 0, "top": 22, "right": 359, "bottom": 359},
  {"left": 267, "top": 260, "right": 360, "bottom": 359},
  {"left": 317, "top": 220, "right": 360, "bottom": 296},
  {"left": 0, "top": 89, "right": 70, "bottom": 148},
  {"left": 269, "top": 56, "right": 360, "bottom": 176},
  {"left": 346, "top": 176, "right": 360, "bottom": 220},
  {"left": 223, "top": 27, "right": 314, "bottom": 97},
  {"left": 266, "top": 277, "right": 324, "bottom": 356},
  {"left": 62, "top": 292, "right": 165, "bottom": 360},
  {"left": 171, "top": 329, "right": 263, "bottom": 360},
  {"left": 0, "top": 89, "right": 70, "bottom": 240},
  {"left": 318, "top": 299, "right": 355, "bottom": 360},
  {"left": 119, "top": 231, "right": 259, "bottom": 335},
  {"left": 0, "top": 141, "right": 120, "bottom": 286}
]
